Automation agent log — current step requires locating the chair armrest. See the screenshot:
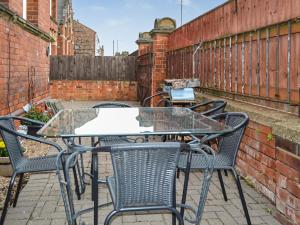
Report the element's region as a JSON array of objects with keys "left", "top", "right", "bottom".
[
  {"left": 189, "top": 100, "right": 212, "bottom": 111},
  {"left": 142, "top": 91, "right": 168, "bottom": 107},
  {"left": 0, "top": 124, "right": 63, "bottom": 152},
  {"left": 12, "top": 116, "right": 46, "bottom": 126}
]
